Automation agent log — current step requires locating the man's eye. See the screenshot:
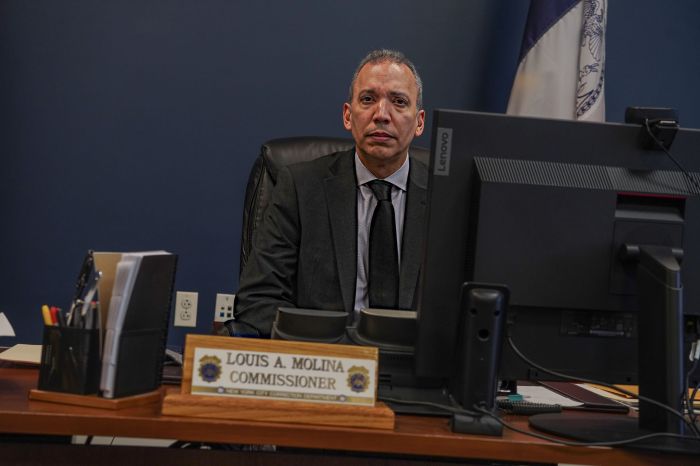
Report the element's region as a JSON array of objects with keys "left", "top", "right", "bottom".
[
  {"left": 393, "top": 98, "right": 408, "bottom": 107},
  {"left": 360, "top": 95, "right": 374, "bottom": 103}
]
